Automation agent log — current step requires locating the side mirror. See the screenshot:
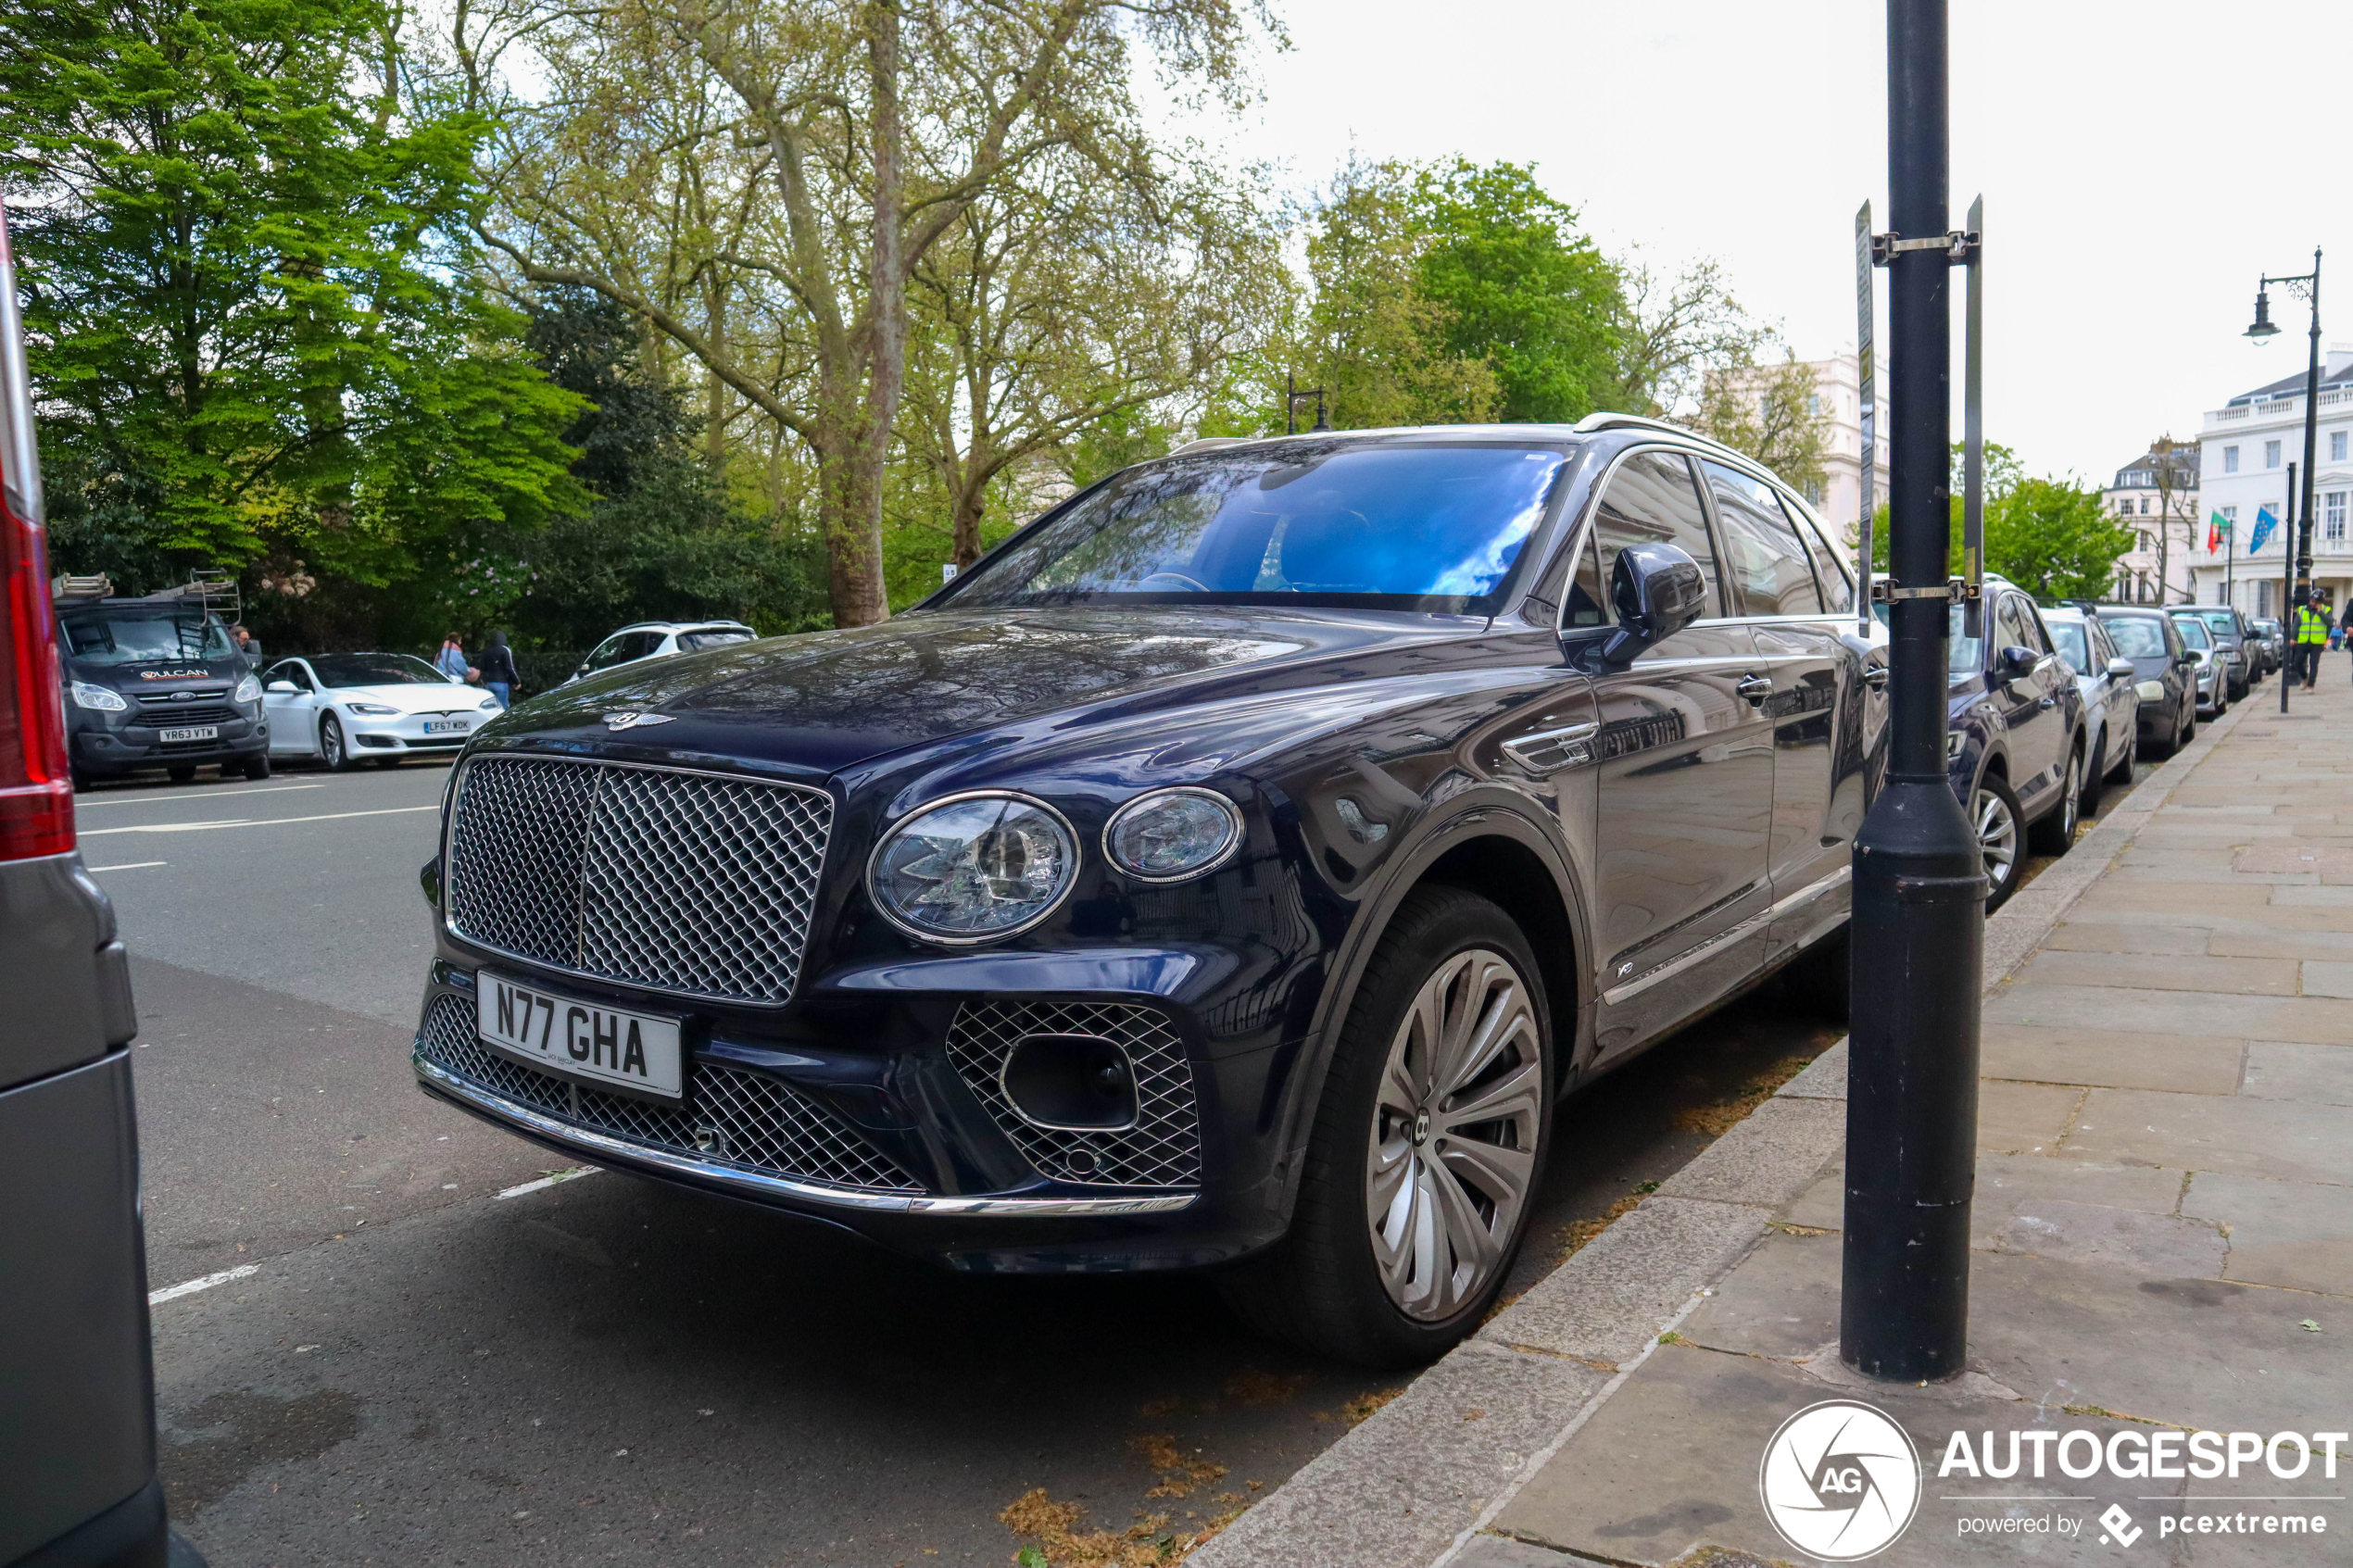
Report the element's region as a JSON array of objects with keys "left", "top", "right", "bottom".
[
  {"left": 2105, "top": 657, "right": 2136, "bottom": 681},
  {"left": 265, "top": 680, "right": 298, "bottom": 695},
  {"left": 2177, "top": 651, "right": 2200, "bottom": 668},
  {"left": 1584, "top": 542, "right": 1707, "bottom": 669},
  {"left": 1995, "top": 645, "right": 2040, "bottom": 680}
]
